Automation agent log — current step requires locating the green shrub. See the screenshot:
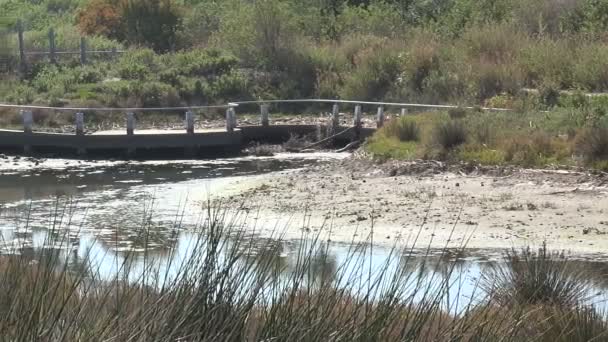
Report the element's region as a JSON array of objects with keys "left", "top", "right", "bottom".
[
  {"left": 572, "top": 43, "right": 608, "bottom": 91},
  {"left": 384, "top": 118, "right": 420, "bottom": 142},
  {"left": 340, "top": 39, "right": 402, "bottom": 100},
  {"left": 117, "top": 49, "right": 158, "bottom": 80},
  {"left": 434, "top": 120, "right": 467, "bottom": 149}
]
